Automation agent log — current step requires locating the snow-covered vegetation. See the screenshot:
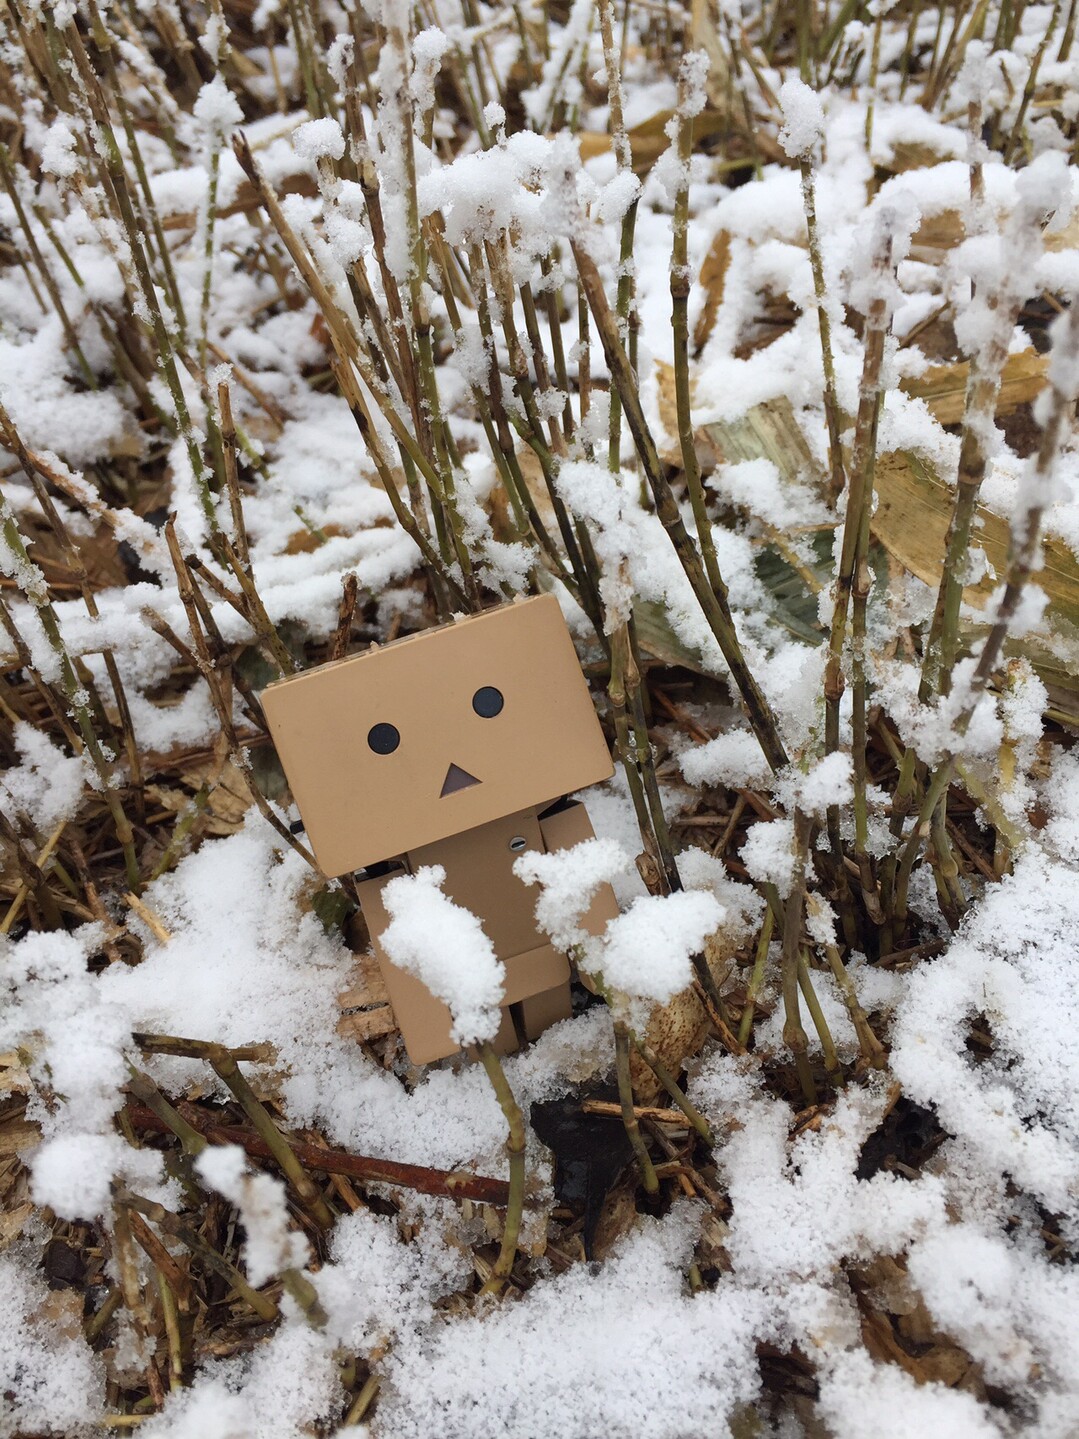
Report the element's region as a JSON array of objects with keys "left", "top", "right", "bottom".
[{"left": 2, "top": 0, "right": 1079, "bottom": 1432}]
